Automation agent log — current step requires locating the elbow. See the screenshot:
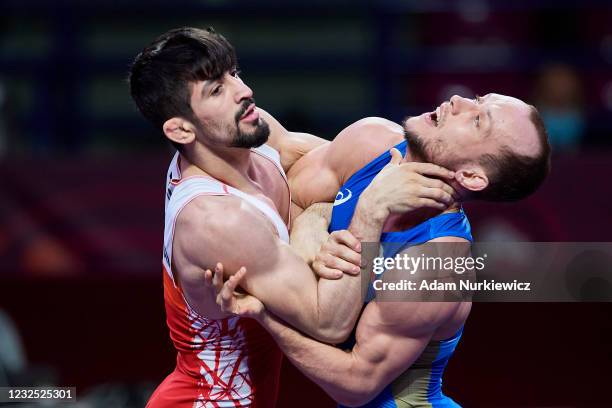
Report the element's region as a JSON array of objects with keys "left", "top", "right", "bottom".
[{"left": 335, "top": 384, "right": 378, "bottom": 407}]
